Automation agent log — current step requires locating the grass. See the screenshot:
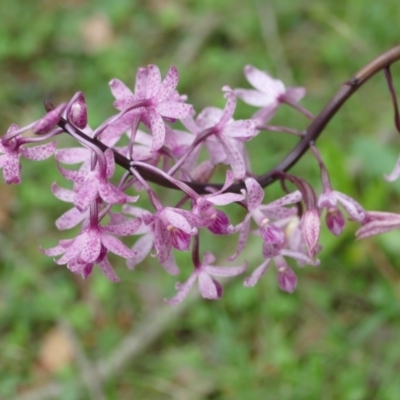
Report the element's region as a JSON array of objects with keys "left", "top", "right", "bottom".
[{"left": 1, "top": 0, "right": 400, "bottom": 399}]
